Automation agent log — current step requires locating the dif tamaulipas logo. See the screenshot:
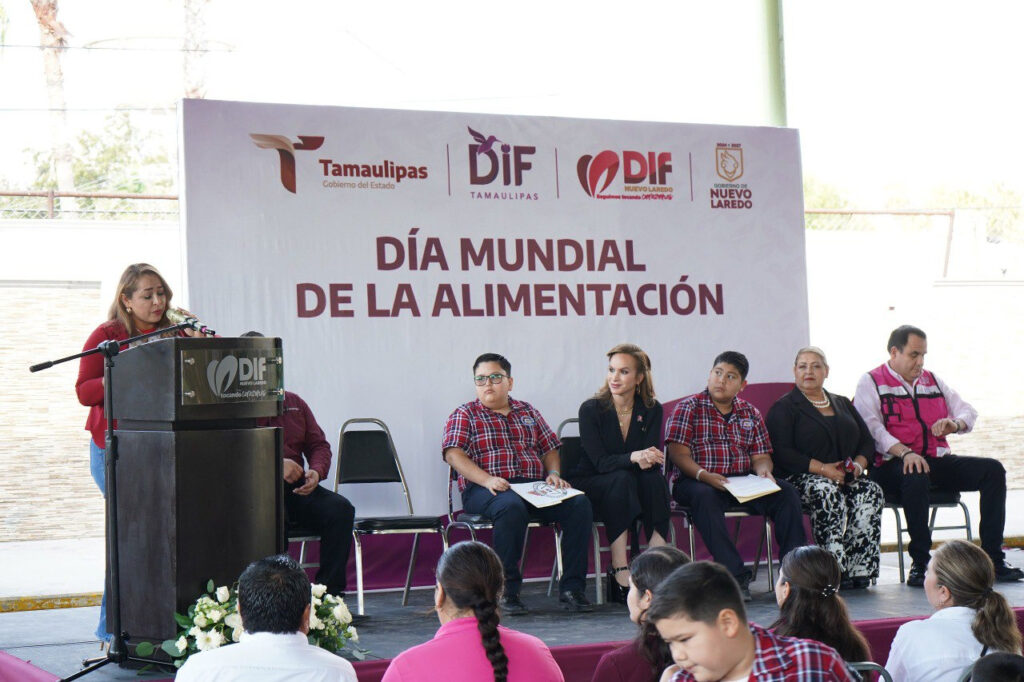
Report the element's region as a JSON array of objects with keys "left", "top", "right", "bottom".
[
  {"left": 576, "top": 149, "right": 673, "bottom": 200},
  {"left": 207, "top": 355, "right": 268, "bottom": 399},
  {"left": 710, "top": 143, "right": 752, "bottom": 209},
  {"left": 467, "top": 126, "right": 539, "bottom": 201},
  {"left": 250, "top": 133, "right": 428, "bottom": 194}
]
